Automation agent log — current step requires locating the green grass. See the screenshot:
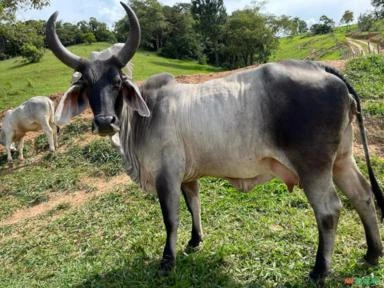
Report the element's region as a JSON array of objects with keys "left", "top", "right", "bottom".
[
  {"left": 1, "top": 175, "right": 383, "bottom": 287},
  {"left": 0, "top": 42, "right": 221, "bottom": 110},
  {"left": 345, "top": 55, "right": 384, "bottom": 99},
  {"left": 271, "top": 31, "right": 348, "bottom": 61}
]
